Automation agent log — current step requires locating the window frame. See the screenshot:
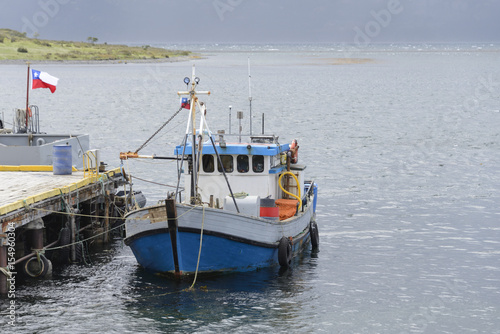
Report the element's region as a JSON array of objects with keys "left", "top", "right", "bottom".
[
  {"left": 218, "top": 154, "right": 234, "bottom": 173},
  {"left": 252, "top": 155, "right": 265, "bottom": 173}
]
